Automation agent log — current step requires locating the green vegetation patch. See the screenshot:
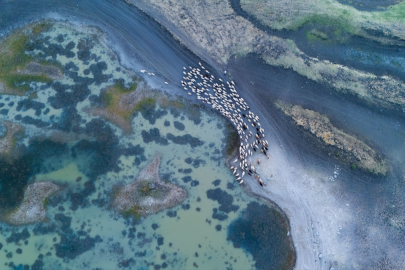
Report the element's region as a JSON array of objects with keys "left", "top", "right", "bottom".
[
  {"left": 32, "top": 22, "right": 52, "bottom": 35},
  {"left": 160, "top": 96, "right": 202, "bottom": 125},
  {"left": 137, "top": 180, "right": 167, "bottom": 199},
  {"left": 100, "top": 78, "right": 139, "bottom": 119},
  {"left": 115, "top": 78, "right": 138, "bottom": 93},
  {"left": 351, "top": 164, "right": 357, "bottom": 170},
  {"left": 139, "top": 180, "right": 152, "bottom": 196},
  {"left": 0, "top": 21, "right": 59, "bottom": 94},
  {"left": 134, "top": 97, "right": 156, "bottom": 113},
  {"left": 43, "top": 197, "right": 50, "bottom": 208},
  {"left": 122, "top": 205, "right": 141, "bottom": 220}
]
